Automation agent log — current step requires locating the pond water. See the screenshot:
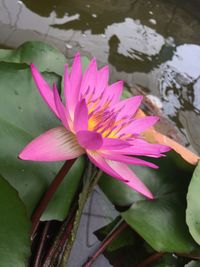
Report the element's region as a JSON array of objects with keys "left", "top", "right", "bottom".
[{"left": 0, "top": 1, "right": 200, "bottom": 266}]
